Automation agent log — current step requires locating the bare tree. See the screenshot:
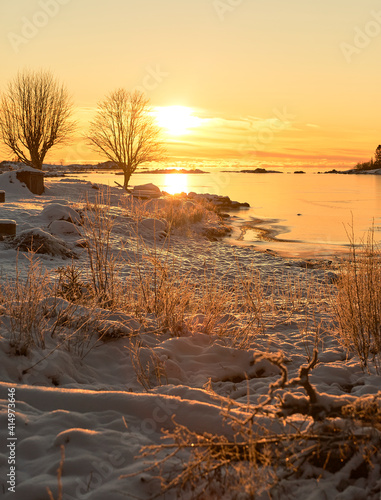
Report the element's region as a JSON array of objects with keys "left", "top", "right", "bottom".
[
  {"left": 0, "top": 69, "right": 75, "bottom": 170},
  {"left": 87, "top": 89, "right": 165, "bottom": 189}
]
